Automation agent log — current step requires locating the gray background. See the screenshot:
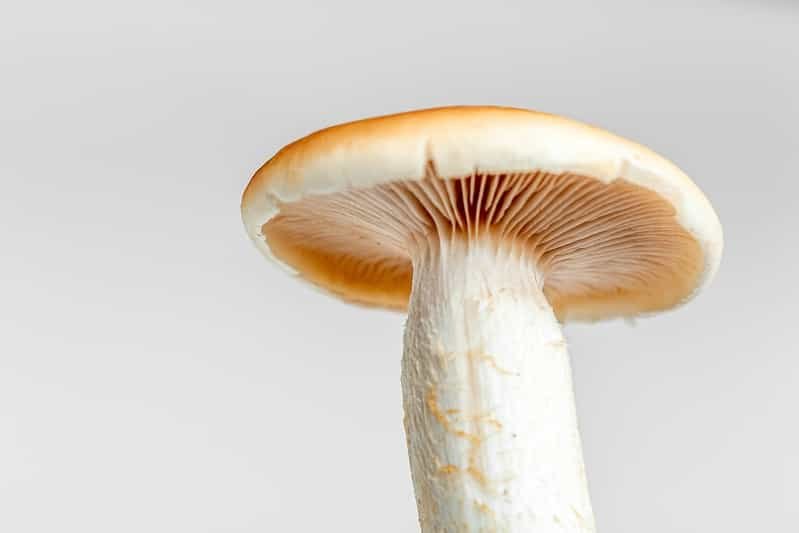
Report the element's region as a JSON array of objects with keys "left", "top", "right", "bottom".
[{"left": 1, "top": 1, "right": 797, "bottom": 531}]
